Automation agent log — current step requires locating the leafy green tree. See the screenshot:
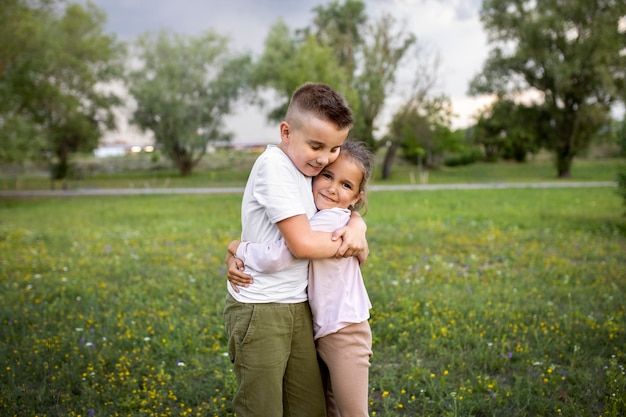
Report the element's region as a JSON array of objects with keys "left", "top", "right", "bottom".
[
  {"left": 306, "top": 1, "right": 420, "bottom": 151},
  {"left": 470, "top": 0, "right": 626, "bottom": 177},
  {"left": 382, "top": 95, "right": 455, "bottom": 179},
  {"left": 0, "top": 114, "right": 45, "bottom": 166},
  {"left": 473, "top": 99, "right": 543, "bottom": 162},
  {"left": 310, "top": 0, "right": 366, "bottom": 79},
  {"left": 351, "top": 13, "right": 417, "bottom": 149},
  {"left": 253, "top": 0, "right": 426, "bottom": 160},
  {"left": 0, "top": 0, "right": 123, "bottom": 183},
  {"left": 252, "top": 20, "right": 356, "bottom": 124},
  {"left": 128, "top": 30, "right": 251, "bottom": 176}
]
